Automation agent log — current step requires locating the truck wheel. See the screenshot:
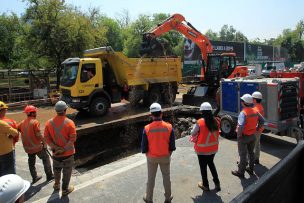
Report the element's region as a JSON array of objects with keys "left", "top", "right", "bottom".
[
  {"left": 148, "top": 88, "right": 161, "bottom": 106},
  {"left": 220, "top": 115, "right": 236, "bottom": 138},
  {"left": 89, "top": 97, "right": 109, "bottom": 116},
  {"left": 163, "top": 87, "right": 177, "bottom": 105},
  {"left": 129, "top": 87, "right": 143, "bottom": 106}
]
